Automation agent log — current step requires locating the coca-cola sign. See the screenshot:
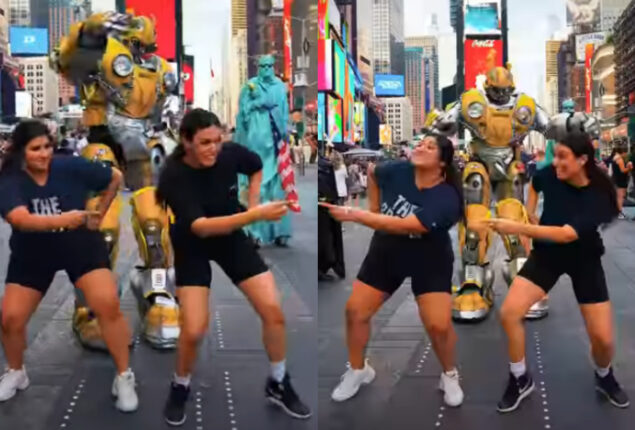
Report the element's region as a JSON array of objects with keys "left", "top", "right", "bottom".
[
  {"left": 464, "top": 38, "right": 503, "bottom": 91},
  {"left": 472, "top": 40, "right": 495, "bottom": 48}
]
